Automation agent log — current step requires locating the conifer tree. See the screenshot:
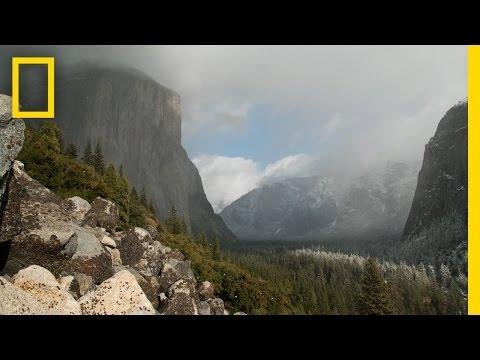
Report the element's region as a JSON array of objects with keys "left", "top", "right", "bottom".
[
  {"left": 64, "top": 143, "right": 78, "bottom": 159},
  {"left": 148, "top": 200, "right": 155, "bottom": 214},
  {"left": 92, "top": 141, "right": 106, "bottom": 174},
  {"left": 140, "top": 186, "right": 148, "bottom": 207},
  {"left": 82, "top": 140, "right": 93, "bottom": 165},
  {"left": 357, "top": 258, "right": 394, "bottom": 315},
  {"left": 128, "top": 186, "right": 145, "bottom": 227},
  {"left": 166, "top": 205, "right": 183, "bottom": 234},
  {"left": 212, "top": 235, "right": 221, "bottom": 260}
]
